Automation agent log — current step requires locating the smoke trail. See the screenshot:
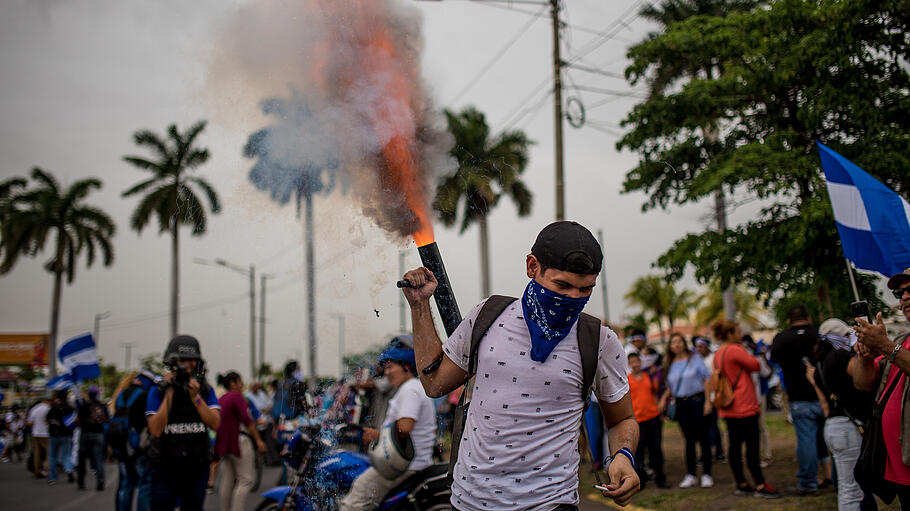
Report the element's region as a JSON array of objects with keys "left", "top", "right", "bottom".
[{"left": 209, "top": 0, "right": 452, "bottom": 242}]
